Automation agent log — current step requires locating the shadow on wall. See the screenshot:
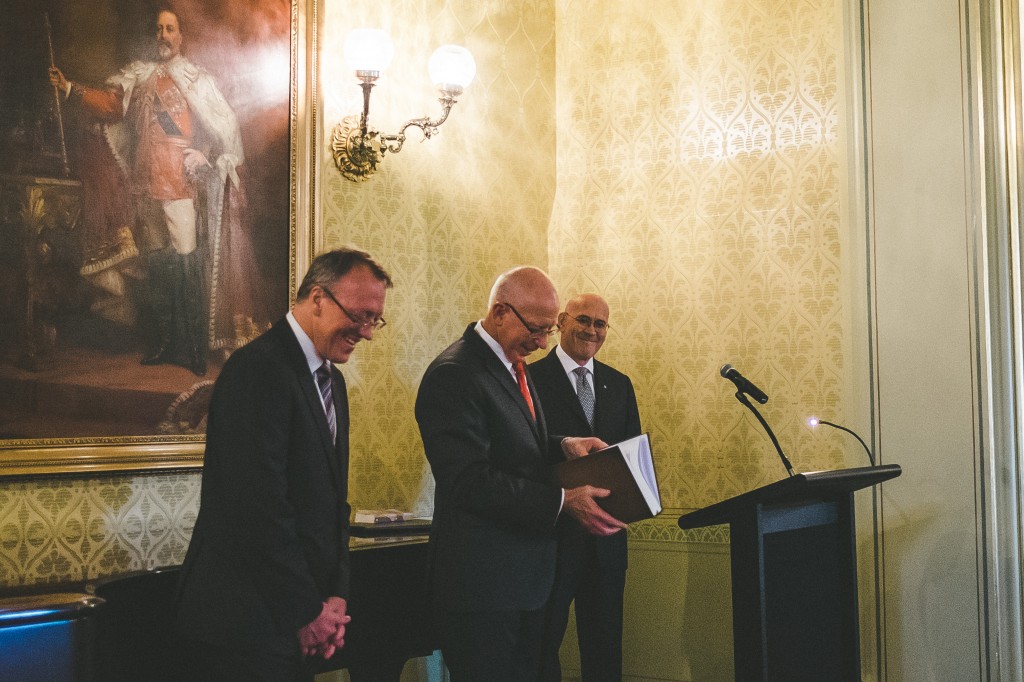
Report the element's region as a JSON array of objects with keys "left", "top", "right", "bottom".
[
  {"left": 675, "top": 542, "right": 734, "bottom": 681},
  {"left": 564, "top": 535, "right": 734, "bottom": 682}
]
